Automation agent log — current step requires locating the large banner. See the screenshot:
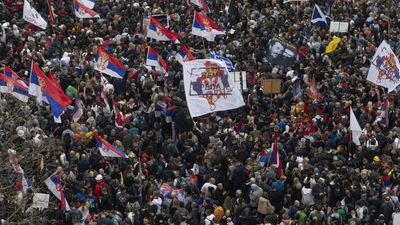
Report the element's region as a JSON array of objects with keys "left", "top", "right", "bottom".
[
  {"left": 183, "top": 59, "right": 245, "bottom": 117},
  {"left": 266, "top": 37, "right": 297, "bottom": 68},
  {"left": 367, "top": 41, "right": 400, "bottom": 92}
]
